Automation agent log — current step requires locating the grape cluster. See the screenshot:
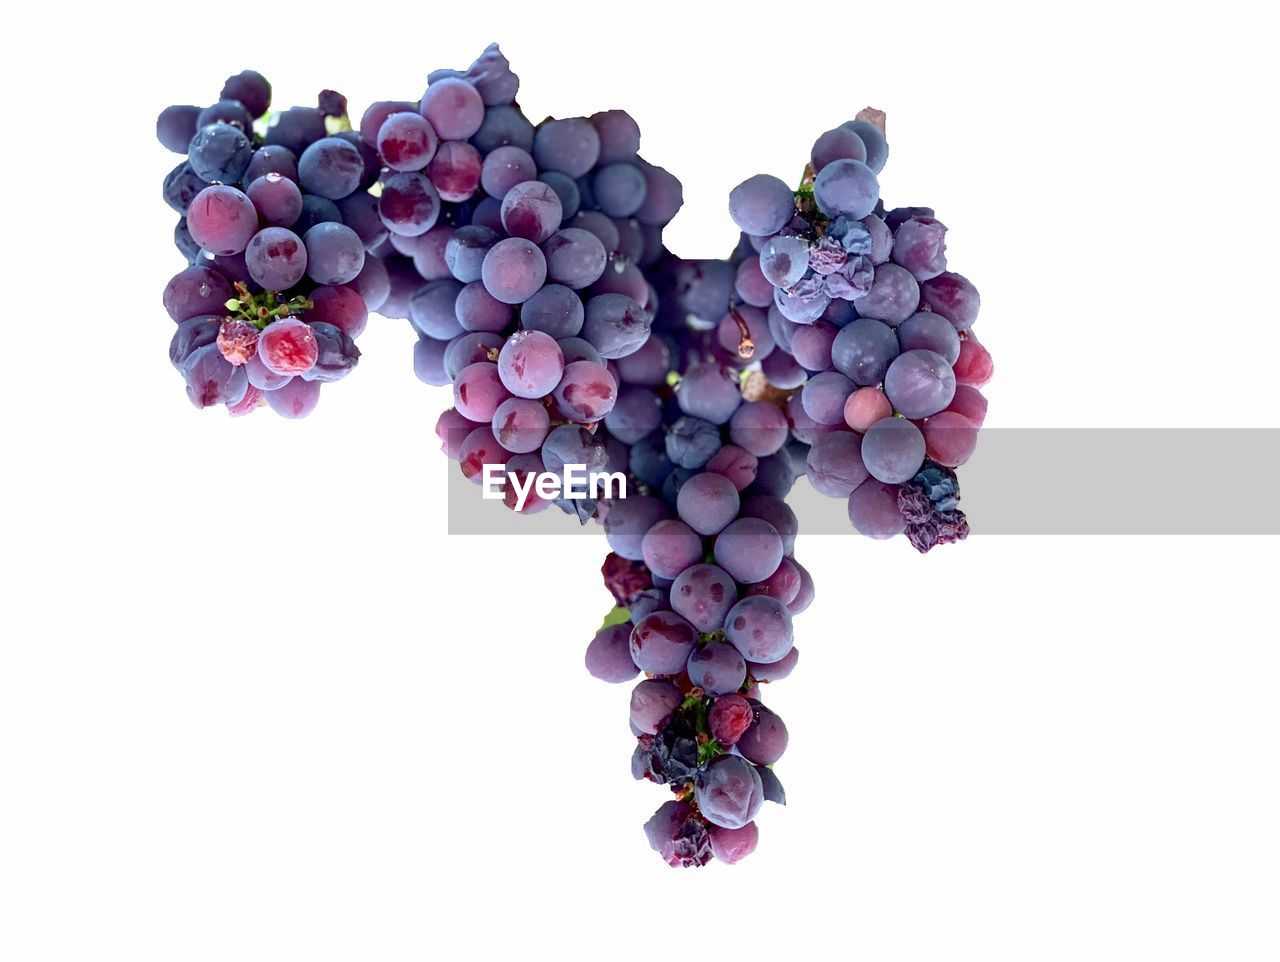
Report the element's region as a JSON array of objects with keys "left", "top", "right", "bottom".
[
  {"left": 725, "top": 113, "right": 993, "bottom": 546},
  {"left": 158, "top": 46, "right": 990, "bottom": 865},
  {"left": 160, "top": 72, "right": 377, "bottom": 416},
  {"left": 369, "top": 46, "right": 683, "bottom": 516}
]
